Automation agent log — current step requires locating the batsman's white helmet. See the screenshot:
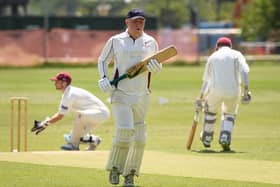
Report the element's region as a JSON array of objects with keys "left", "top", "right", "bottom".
[{"left": 216, "top": 37, "right": 232, "bottom": 48}]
